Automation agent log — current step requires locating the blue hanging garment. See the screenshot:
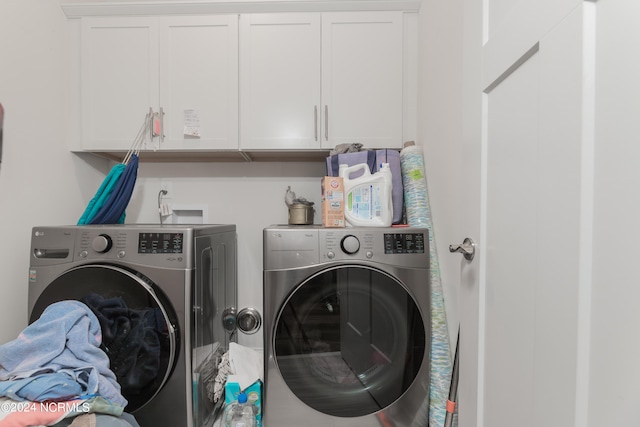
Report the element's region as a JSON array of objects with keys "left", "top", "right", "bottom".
[
  {"left": 78, "top": 112, "right": 150, "bottom": 225},
  {"left": 77, "top": 163, "right": 126, "bottom": 225},
  {"left": 89, "top": 154, "right": 139, "bottom": 225}
]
